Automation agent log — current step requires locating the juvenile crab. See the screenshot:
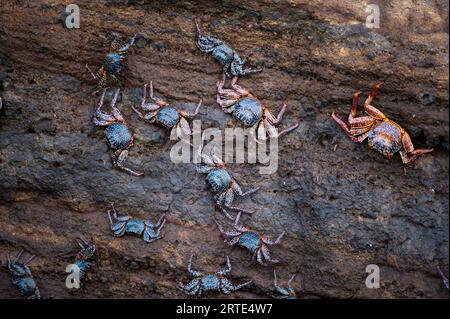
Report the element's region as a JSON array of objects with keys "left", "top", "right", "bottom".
[
  {"left": 86, "top": 34, "right": 136, "bottom": 88},
  {"left": 131, "top": 82, "right": 202, "bottom": 139},
  {"left": 7, "top": 250, "right": 41, "bottom": 299},
  {"left": 215, "top": 212, "right": 285, "bottom": 266},
  {"left": 108, "top": 203, "right": 166, "bottom": 243},
  {"left": 217, "top": 75, "right": 299, "bottom": 141},
  {"left": 195, "top": 135, "right": 260, "bottom": 219},
  {"left": 178, "top": 254, "right": 252, "bottom": 297},
  {"left": 93, "top": 88, "right": 143, "bottom": 176},
  {"left": 73, "top": 237, "right": 96, "bottom": 281},
  {"left": 273, "top": 270, "right": 297, "bottom": 299},
  {"left": 194, "top": 19, "right": 261, "bottom": 77},
  {"left": 331, "top": 83, "right": 433, "bottom": 165}
]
